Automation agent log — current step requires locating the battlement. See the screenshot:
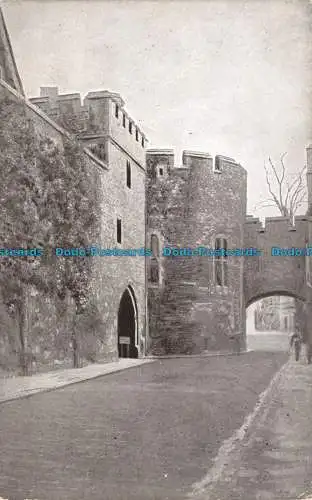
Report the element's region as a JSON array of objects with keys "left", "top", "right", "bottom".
[
  {"left": 145, "top": 149, "right": 174, "bottom": 156},
  {"left": 85, "top": 90, "right": 125, "bottom": 107},
  {"left": 215, "top": 154, "right": 238, "bottom": 164},
  {"left": 30, "top": 86, "right": 147, "bottom": 142},
  {"left": 146, "top": 149, "right": 244, "bottom": 174},
  {"left": 245, "top": 215, "right": 308, "bottom": 233},
  {"left": 182, "top": 150, "right": 212, "bottom": 160},
  {"left": 30, "top": 86, "right": 148, "bottom": 166}
]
